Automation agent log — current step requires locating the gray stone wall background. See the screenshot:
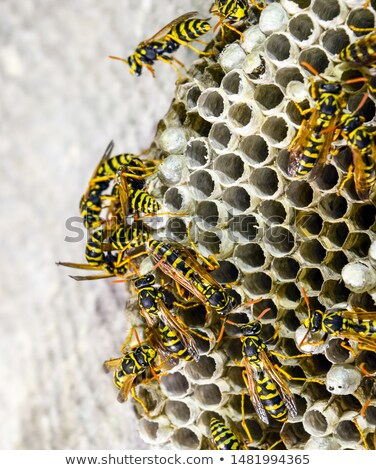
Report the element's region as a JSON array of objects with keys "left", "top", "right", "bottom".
[{"left": 0, "top": 0, "right": 207, "bottom": 449}]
